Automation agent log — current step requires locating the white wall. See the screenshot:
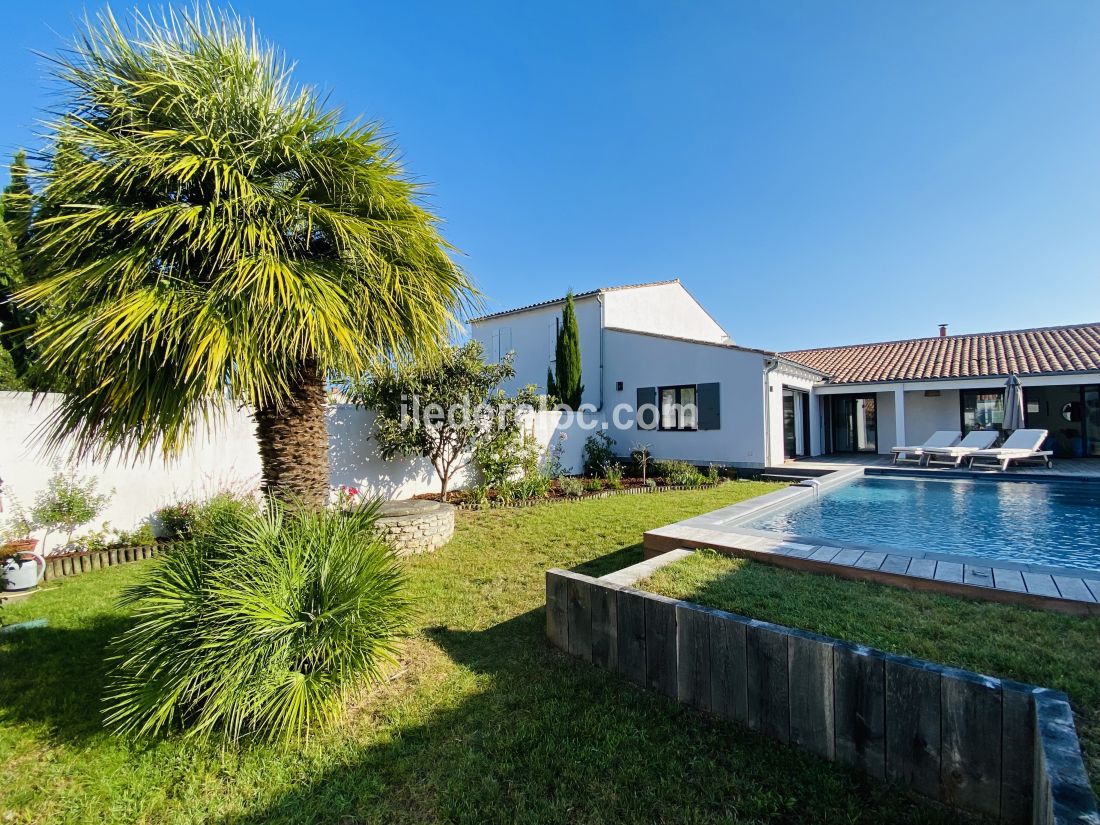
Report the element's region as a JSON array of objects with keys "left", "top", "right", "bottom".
[
  {"left": 1, "top": 392, "right": 263, "bottom": 545},
  {"left": 328, "top": 405, "right": 586, "bottom": 499},
  {"left": 902, "top": 389, "right": 961, "bottom": 445},
  {"left": 602, "top": 282, "right": 730, "bottom": 343},
  {"left": 765, "top": 367, "right": 821, "bottom": 463},
  {"left": 602, "top": 329, "right": 767, "bottom": 466},
  {"left": 0, "top": 393, "right": 587, "bottom": 544},
  {"left": 470, "top": 295, "right": 603, "bottom": 407}
]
